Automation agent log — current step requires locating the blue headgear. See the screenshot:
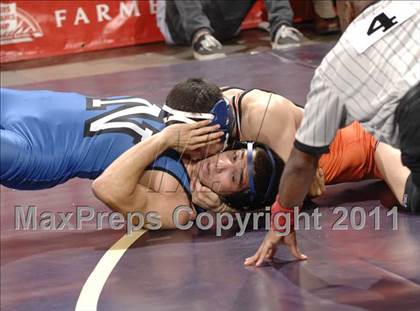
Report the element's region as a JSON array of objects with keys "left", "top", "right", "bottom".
[
  {"left": 221, "top": 141, "right": 282, "bottom": 211},
  {"left": 209, "top": 99, "right": 235, "bottom": 143},
  {"left": 162, "top": 98, "right": 235, "bottom": 145}
]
